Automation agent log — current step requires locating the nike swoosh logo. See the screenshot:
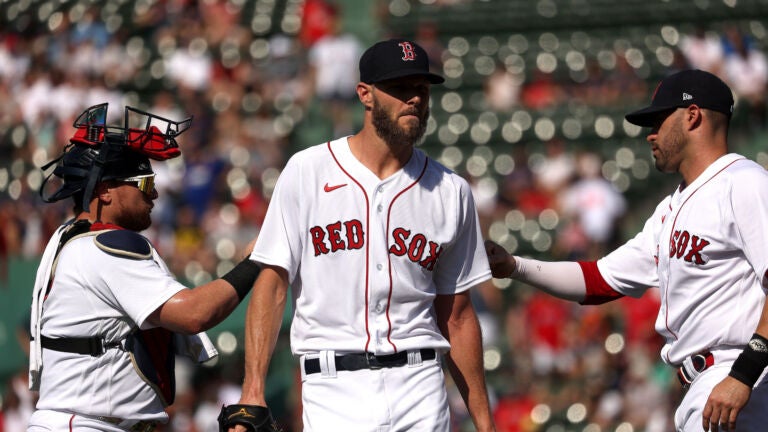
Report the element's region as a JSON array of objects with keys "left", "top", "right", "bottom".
[{"left": 324, "top": 183, "right": 347, "bottom": 192}]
